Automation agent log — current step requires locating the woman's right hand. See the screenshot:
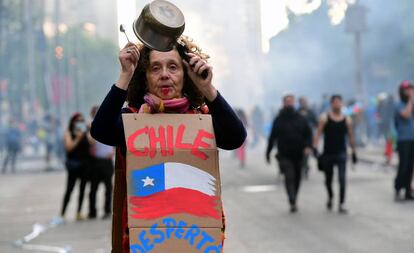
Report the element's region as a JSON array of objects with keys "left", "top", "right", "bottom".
[{"left": 116, "top": 43, "right": 140, "bottom": 90}]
